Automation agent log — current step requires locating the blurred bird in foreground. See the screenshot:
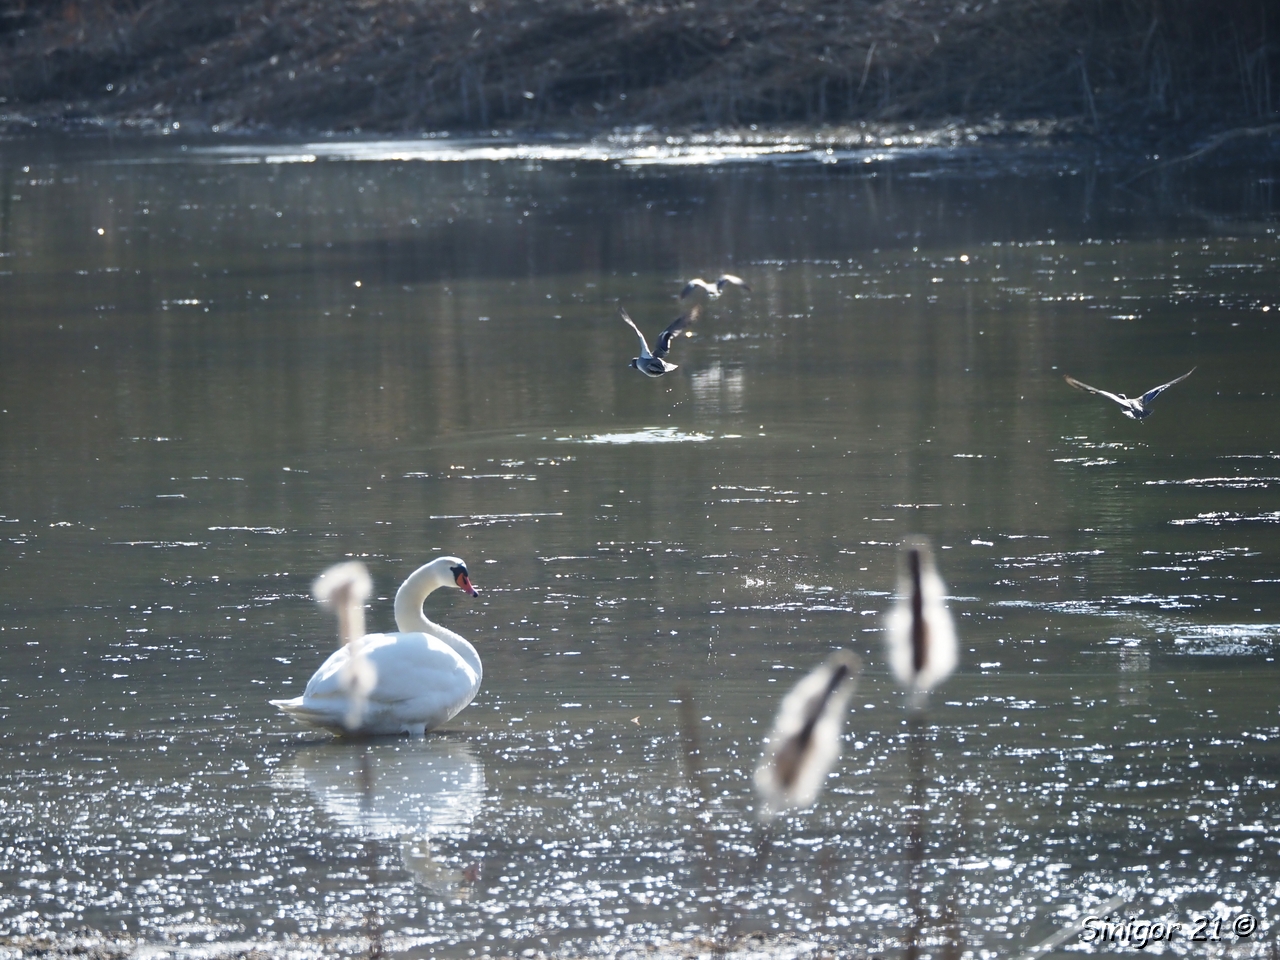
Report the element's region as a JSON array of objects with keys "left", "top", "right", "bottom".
[
  {"left": 1063, "top": 367, "right": 1196, "bottom": 420},
  {"left": 754, "top": 650, "right": 861, "bottom": 819},
  {"left": 885, "top": 537, "right": 958, "bottom": 703},
  {"left": 310, "top": 561, "right": 377, "bottom": 730},
  {"left": 680, "top": 274, "right": 752, "bottom": 299}
]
